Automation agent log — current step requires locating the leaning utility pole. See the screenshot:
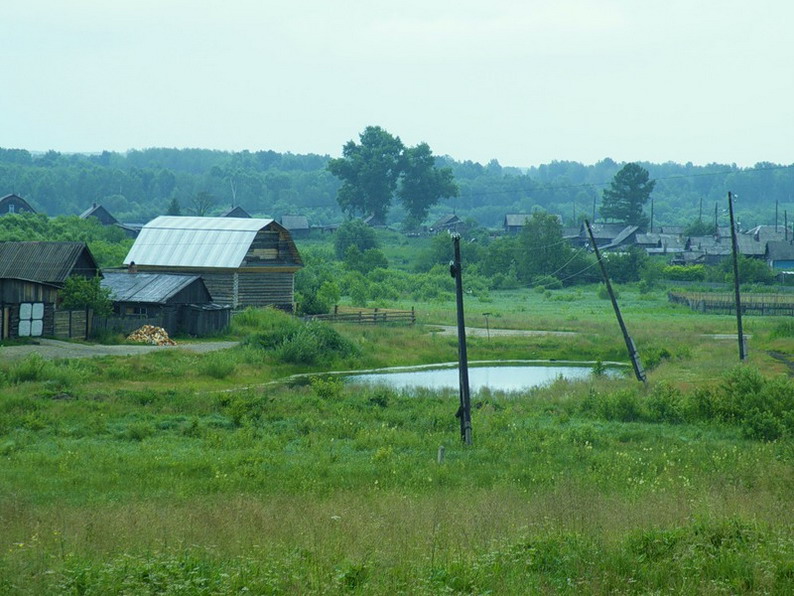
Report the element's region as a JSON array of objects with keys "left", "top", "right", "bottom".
[
  {"left": 450, "top": 234, "right": 473, "bottom": 445},
  {"left": 728, "top": 192, "right": 747, "bottom": 361},
  {"left": 585, "top": 220, "right": 646, "bottom": 383}
]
